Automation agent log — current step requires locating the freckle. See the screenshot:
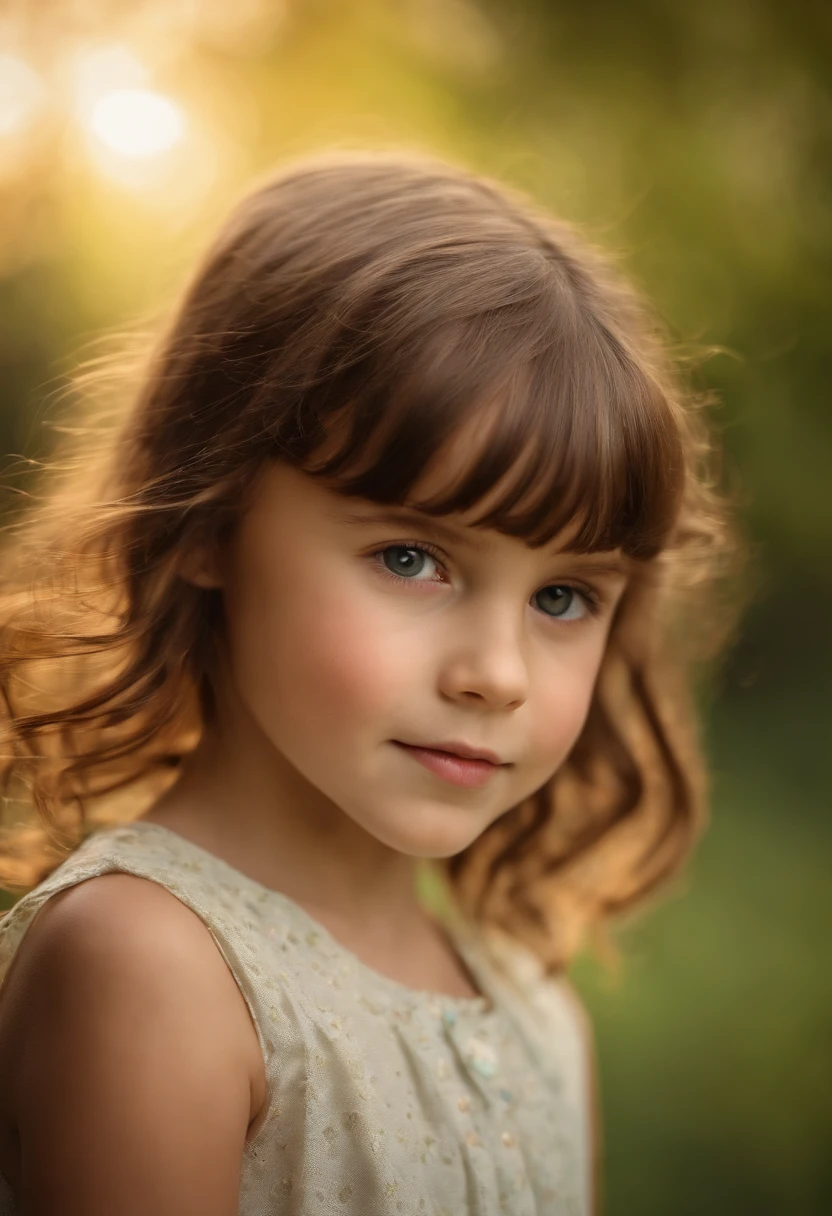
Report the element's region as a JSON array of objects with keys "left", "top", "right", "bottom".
[
  {"left": 458, "top": 1096, "right": 470, "bottom": 1112},
  {"left": 502, "top": 1132, "right": 516, "bottom": 1147},
  {"left": 466, "top": 1132, "right": 479, "bottom": 1147}
]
